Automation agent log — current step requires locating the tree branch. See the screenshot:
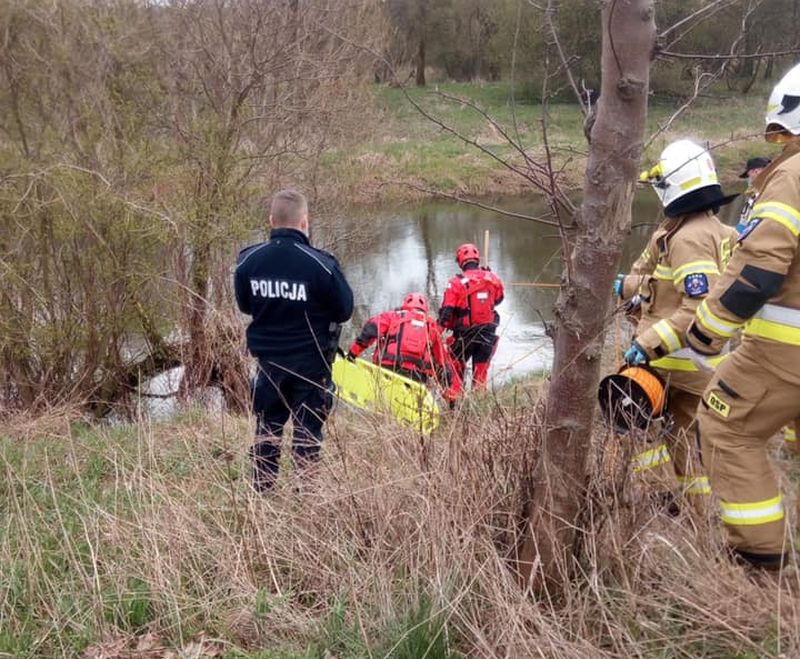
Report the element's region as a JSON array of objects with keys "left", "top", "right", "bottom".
[
  {"left": 658, "top": 0, "right": 737, "bottom": 42},
  {"left": 659, "top": 47, "right": 800, "bottom": 61}
]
